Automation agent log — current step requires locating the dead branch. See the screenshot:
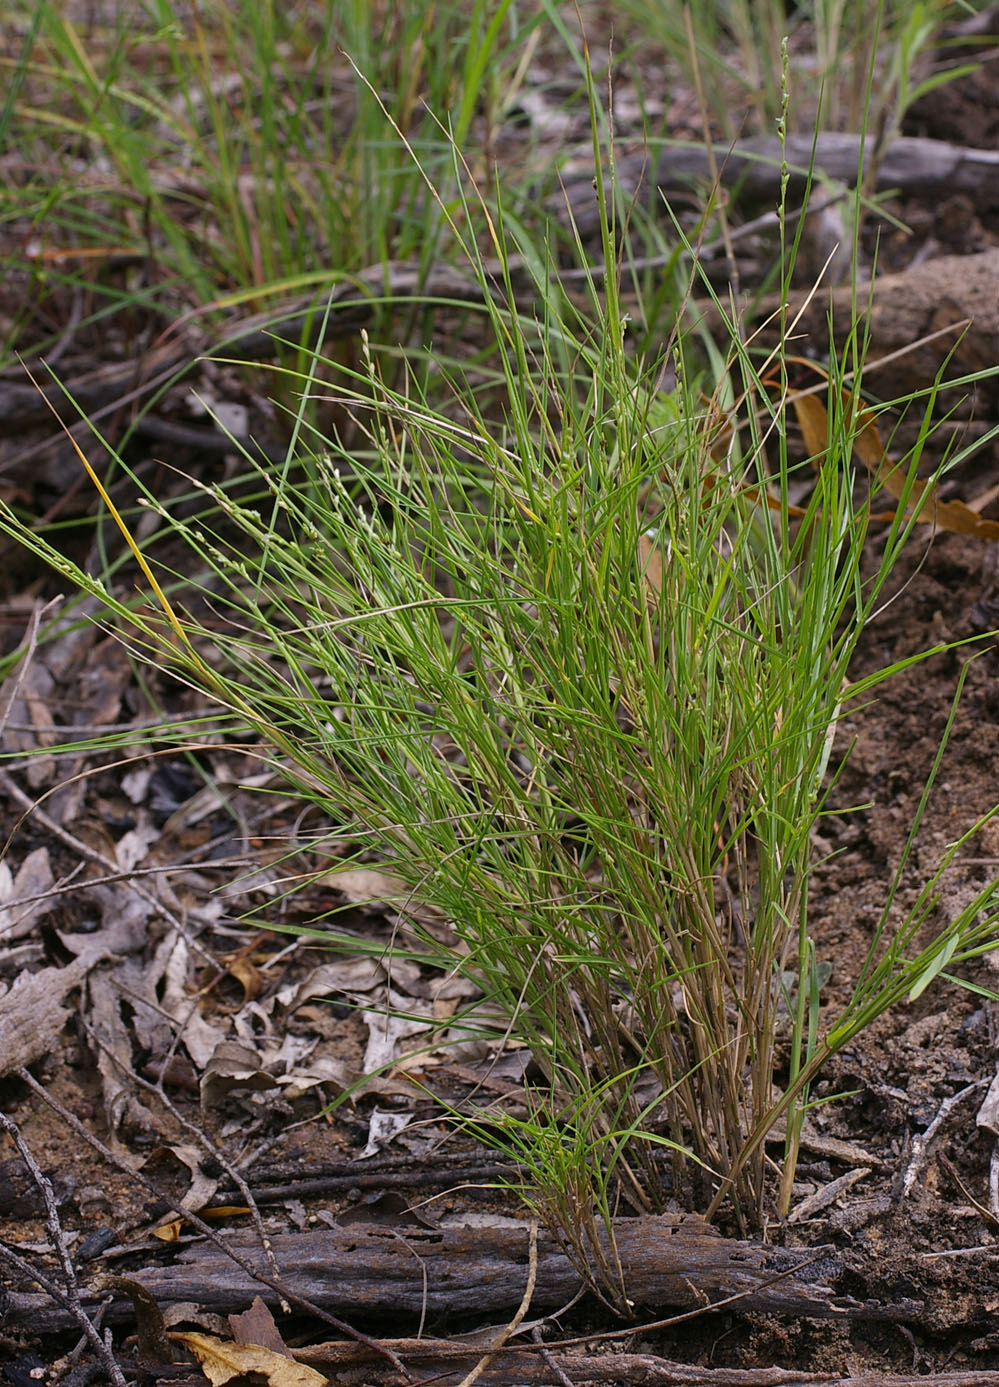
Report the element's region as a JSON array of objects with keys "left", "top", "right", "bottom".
[
  {"left": 299, "top": 1333, "right": 999, "bottom": 1387},
  {"left": 6, "top": 1213, "right": 921, "bottom": 1335}
]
